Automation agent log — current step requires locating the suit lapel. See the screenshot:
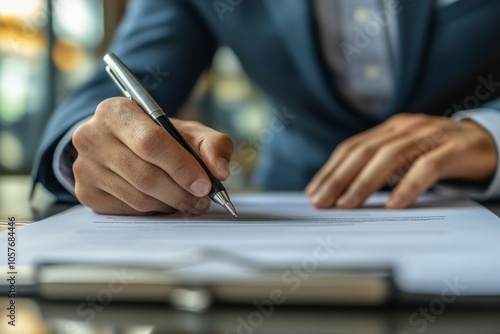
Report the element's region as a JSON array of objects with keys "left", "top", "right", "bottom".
[{"left": 387, "top": 0, "right": 434, "bottom": 115}]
